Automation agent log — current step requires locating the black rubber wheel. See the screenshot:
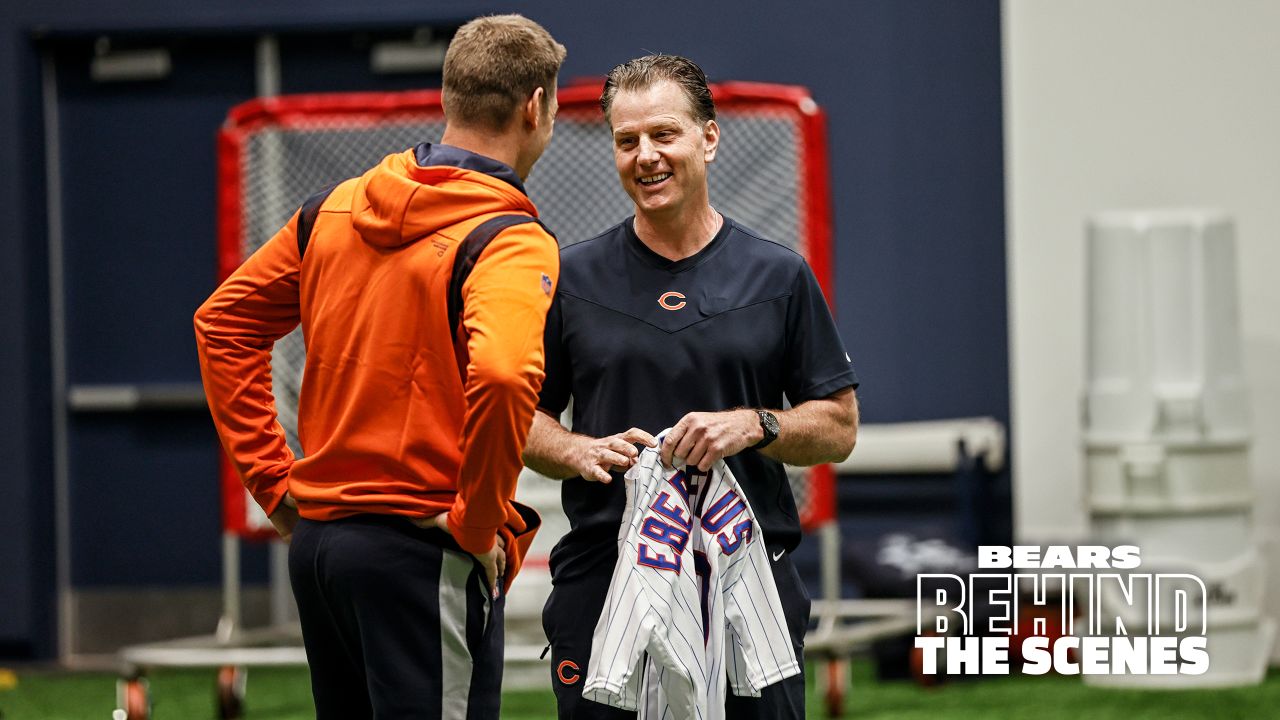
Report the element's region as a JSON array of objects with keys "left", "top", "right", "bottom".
[{"left": 216, "top": 665, "right": 247, "bottom": 720}]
